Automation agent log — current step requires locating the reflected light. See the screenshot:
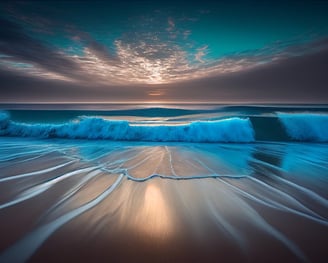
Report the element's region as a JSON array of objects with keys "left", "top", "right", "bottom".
[{"left": 136, "top": 184, "right": 173, "bottom": 239}]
